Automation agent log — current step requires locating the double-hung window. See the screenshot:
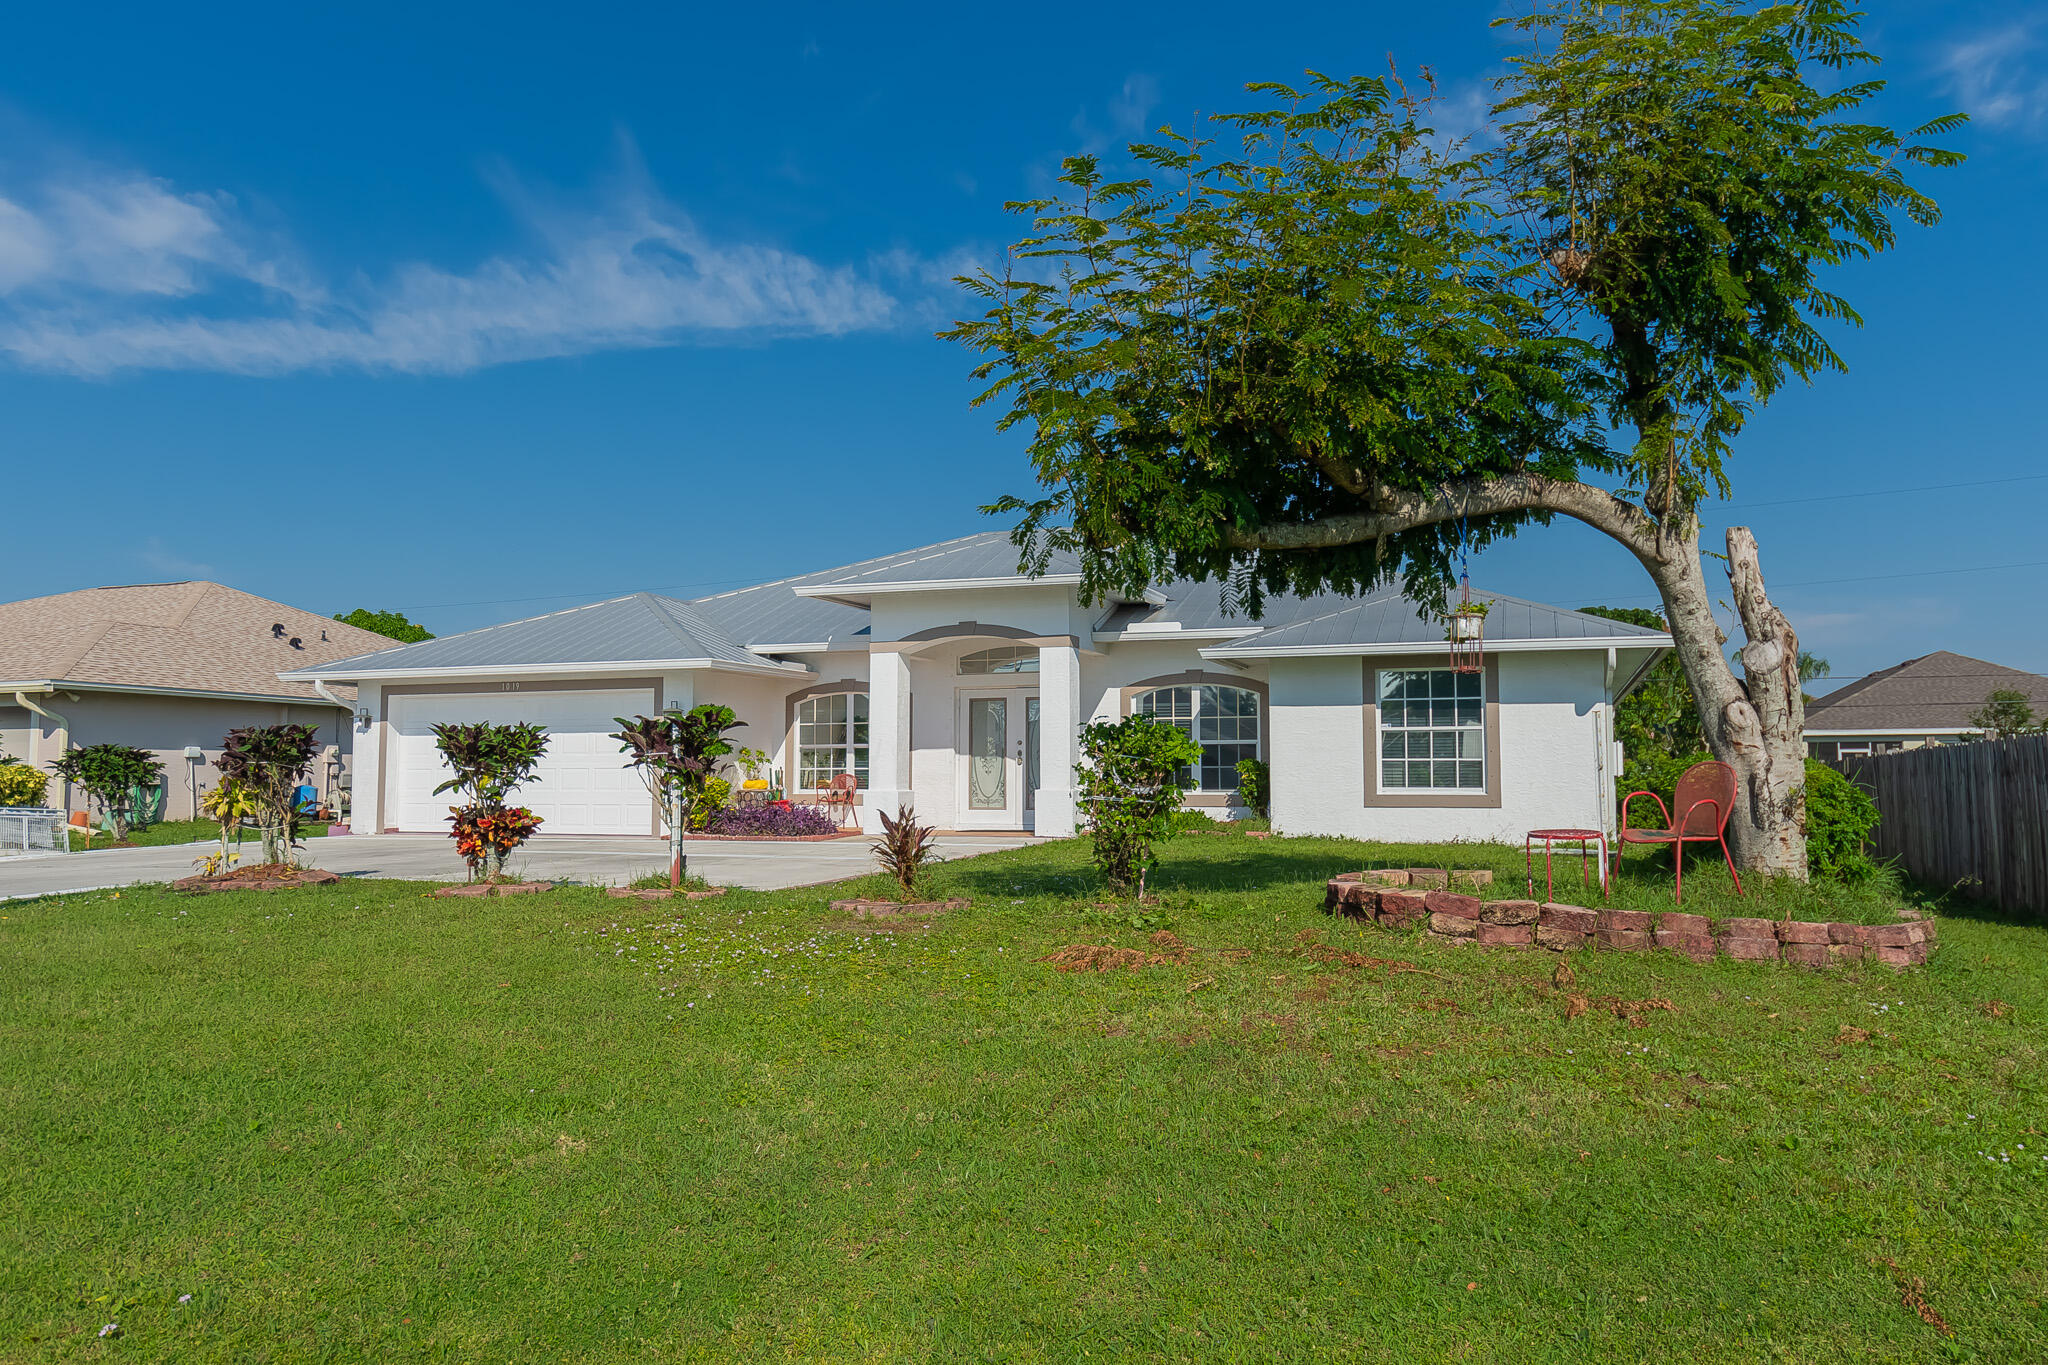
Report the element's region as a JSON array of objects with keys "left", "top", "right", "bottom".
[
  {"left": 1378, "top": 668, "right": 1484, "bottom": 792},
  {"left": 1136, "top": 684, "right": 1261, "bottom": 791},
  {"left": 796, "top": 693, "right": 868, "bottom": 788}
]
